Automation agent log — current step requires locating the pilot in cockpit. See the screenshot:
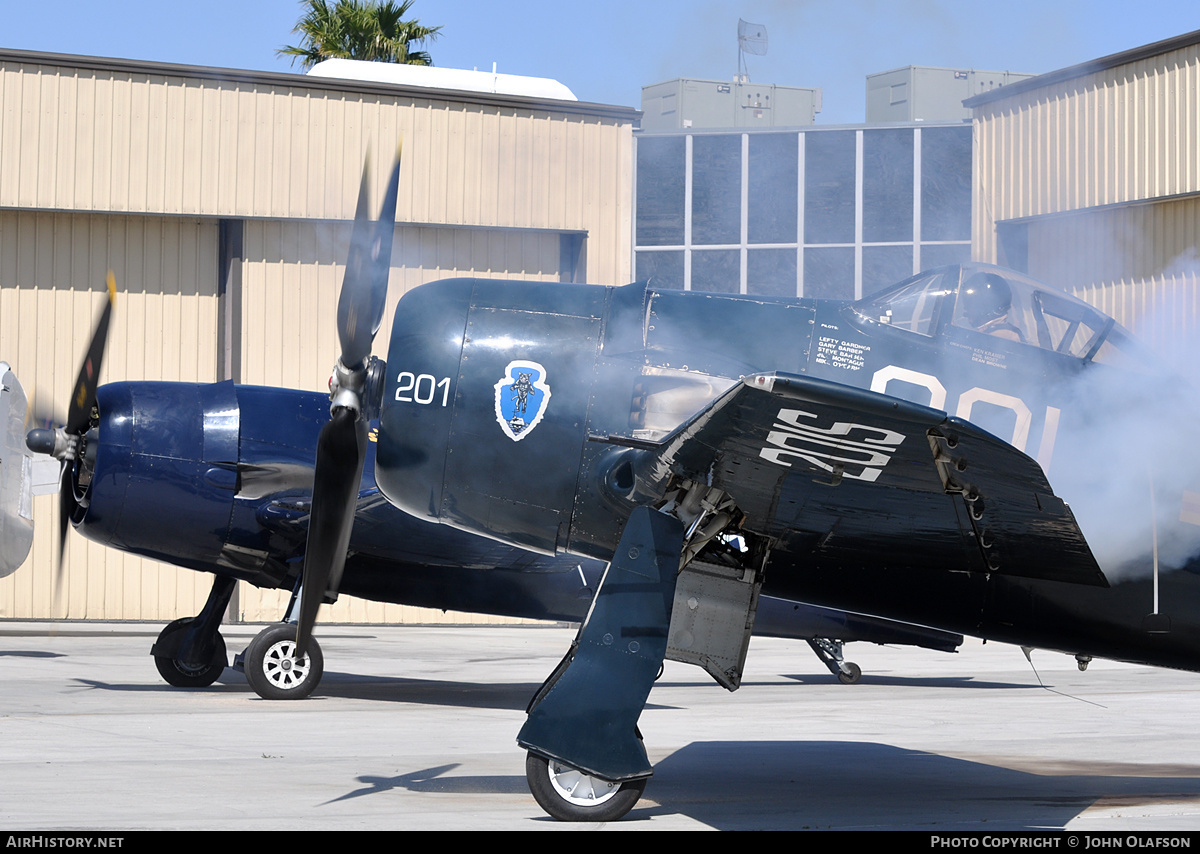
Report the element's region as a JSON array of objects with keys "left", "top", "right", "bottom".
[{"left": 960, "top": 272, "right": 1025, "bottom": 343}]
